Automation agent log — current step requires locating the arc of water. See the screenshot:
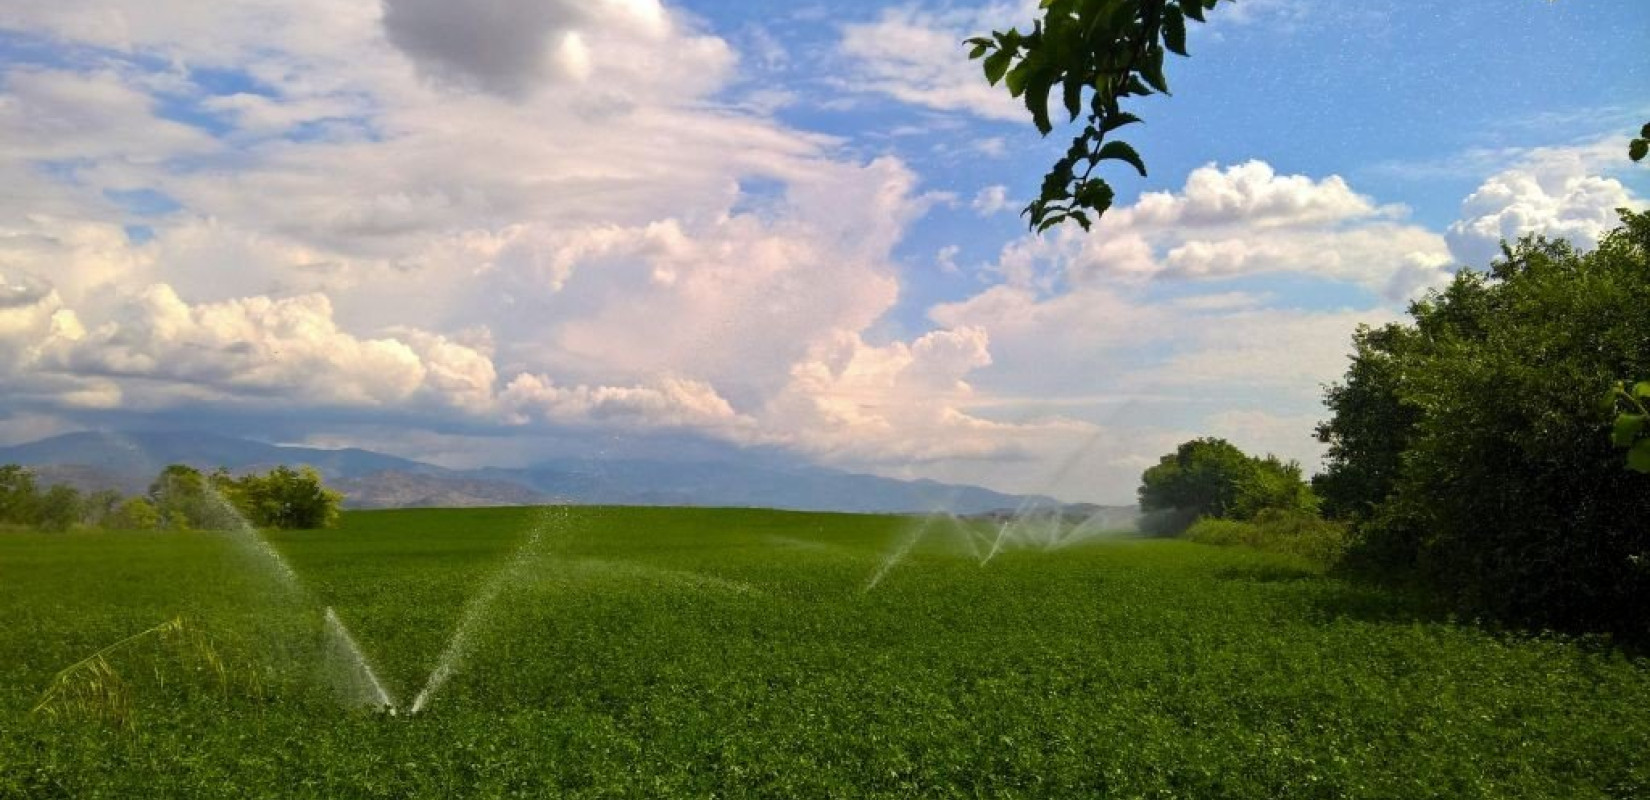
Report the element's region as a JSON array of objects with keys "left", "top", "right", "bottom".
[
  {"left": 410, "top": 509, "right": 554, "bottom": 714},
  {"left": 864, "top": 514, "right": 935, "bottom": 593},
  {"left": 324, "top": 608, "right": 397, "bottom": 711},
  {"left": 198, "top": 487, "right": 404, "bottom": 711}
]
